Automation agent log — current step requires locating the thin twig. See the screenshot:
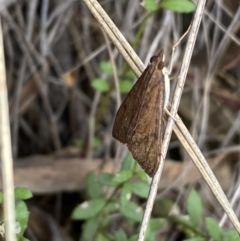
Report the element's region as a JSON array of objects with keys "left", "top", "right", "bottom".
[{"left": 0, "top": 18, "right": 16, "bottom": 241}]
